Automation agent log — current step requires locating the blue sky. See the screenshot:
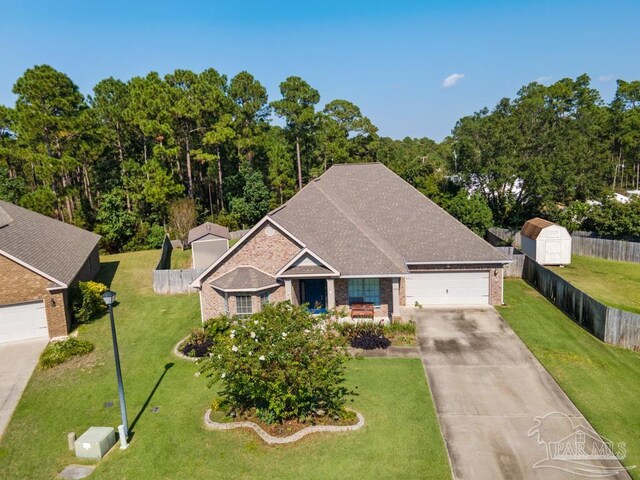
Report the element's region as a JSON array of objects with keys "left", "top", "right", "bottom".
[{"left": 1, "top": 0, "right": 639, "bottom": 140}]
